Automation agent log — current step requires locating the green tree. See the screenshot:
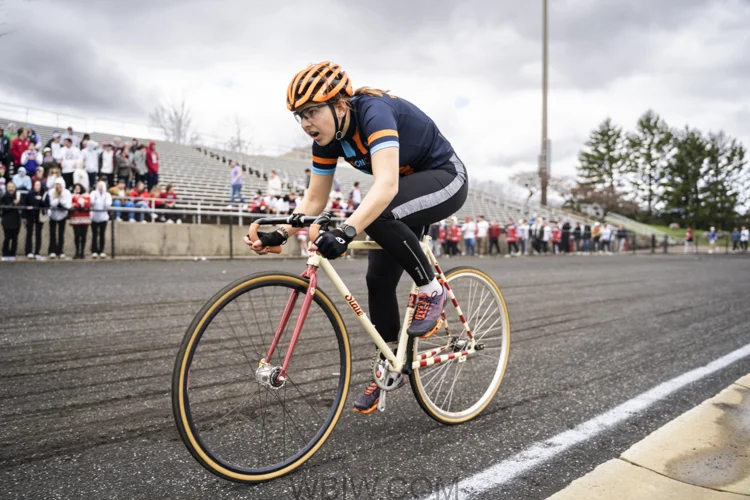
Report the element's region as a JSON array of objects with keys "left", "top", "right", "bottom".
[
  {"left": 576, "top": 118, "right": 629, "bottom": 215},
  {"left": 661, "top": 127, "right": 707, "bottom": 226},
  {"left": 702, "top": 132, "right": 747, "bottom": 229},
  {"left": 626, "top": 110, "right": 673, "bottom": 217}
]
